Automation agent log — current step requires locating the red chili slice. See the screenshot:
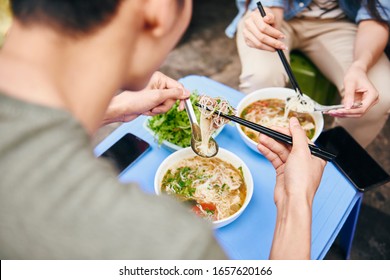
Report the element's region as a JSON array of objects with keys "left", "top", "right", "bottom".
[{"left": 192, "top": 202, "right": 218, "bottom": 220}]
